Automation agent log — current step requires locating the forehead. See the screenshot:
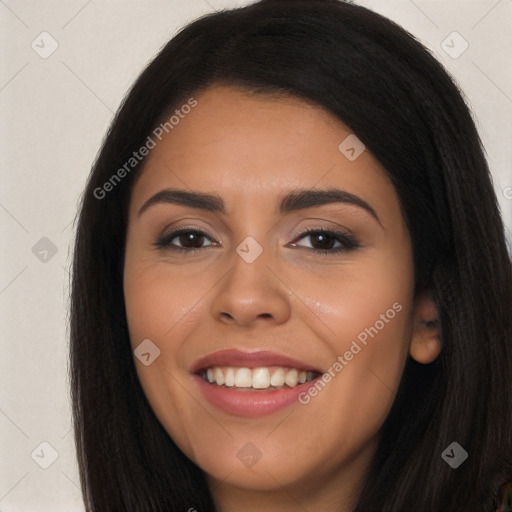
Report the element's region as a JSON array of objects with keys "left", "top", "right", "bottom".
[{"left": 130, "top": 85, "right": 400, "bottom": 223}]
